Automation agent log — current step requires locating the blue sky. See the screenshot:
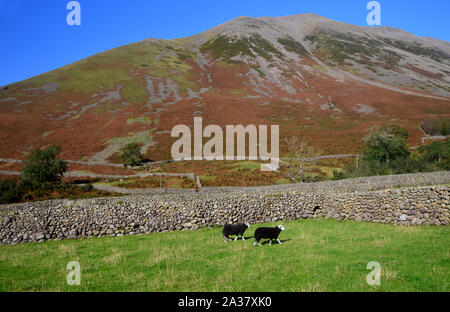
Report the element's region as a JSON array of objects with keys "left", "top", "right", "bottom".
[{"left": 1, "top": 0, "right": 449, "bottom": 86}]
